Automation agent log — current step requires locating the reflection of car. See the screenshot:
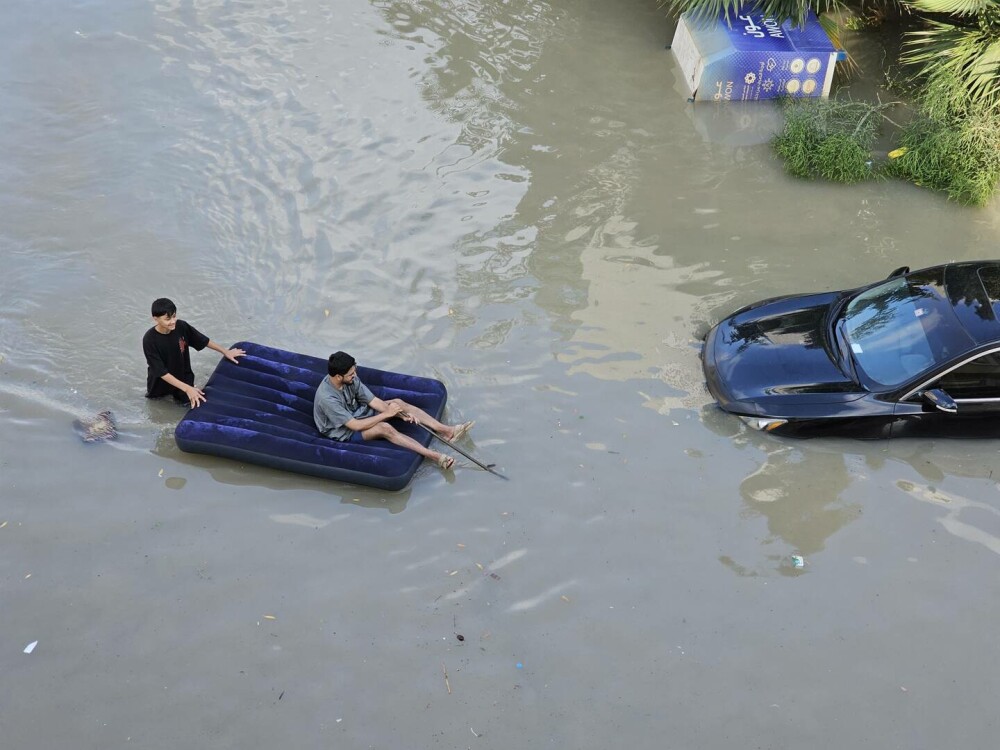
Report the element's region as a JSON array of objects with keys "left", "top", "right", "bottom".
[{"left": 702, "top": 261, "right": 1000, "bottom": 438}]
